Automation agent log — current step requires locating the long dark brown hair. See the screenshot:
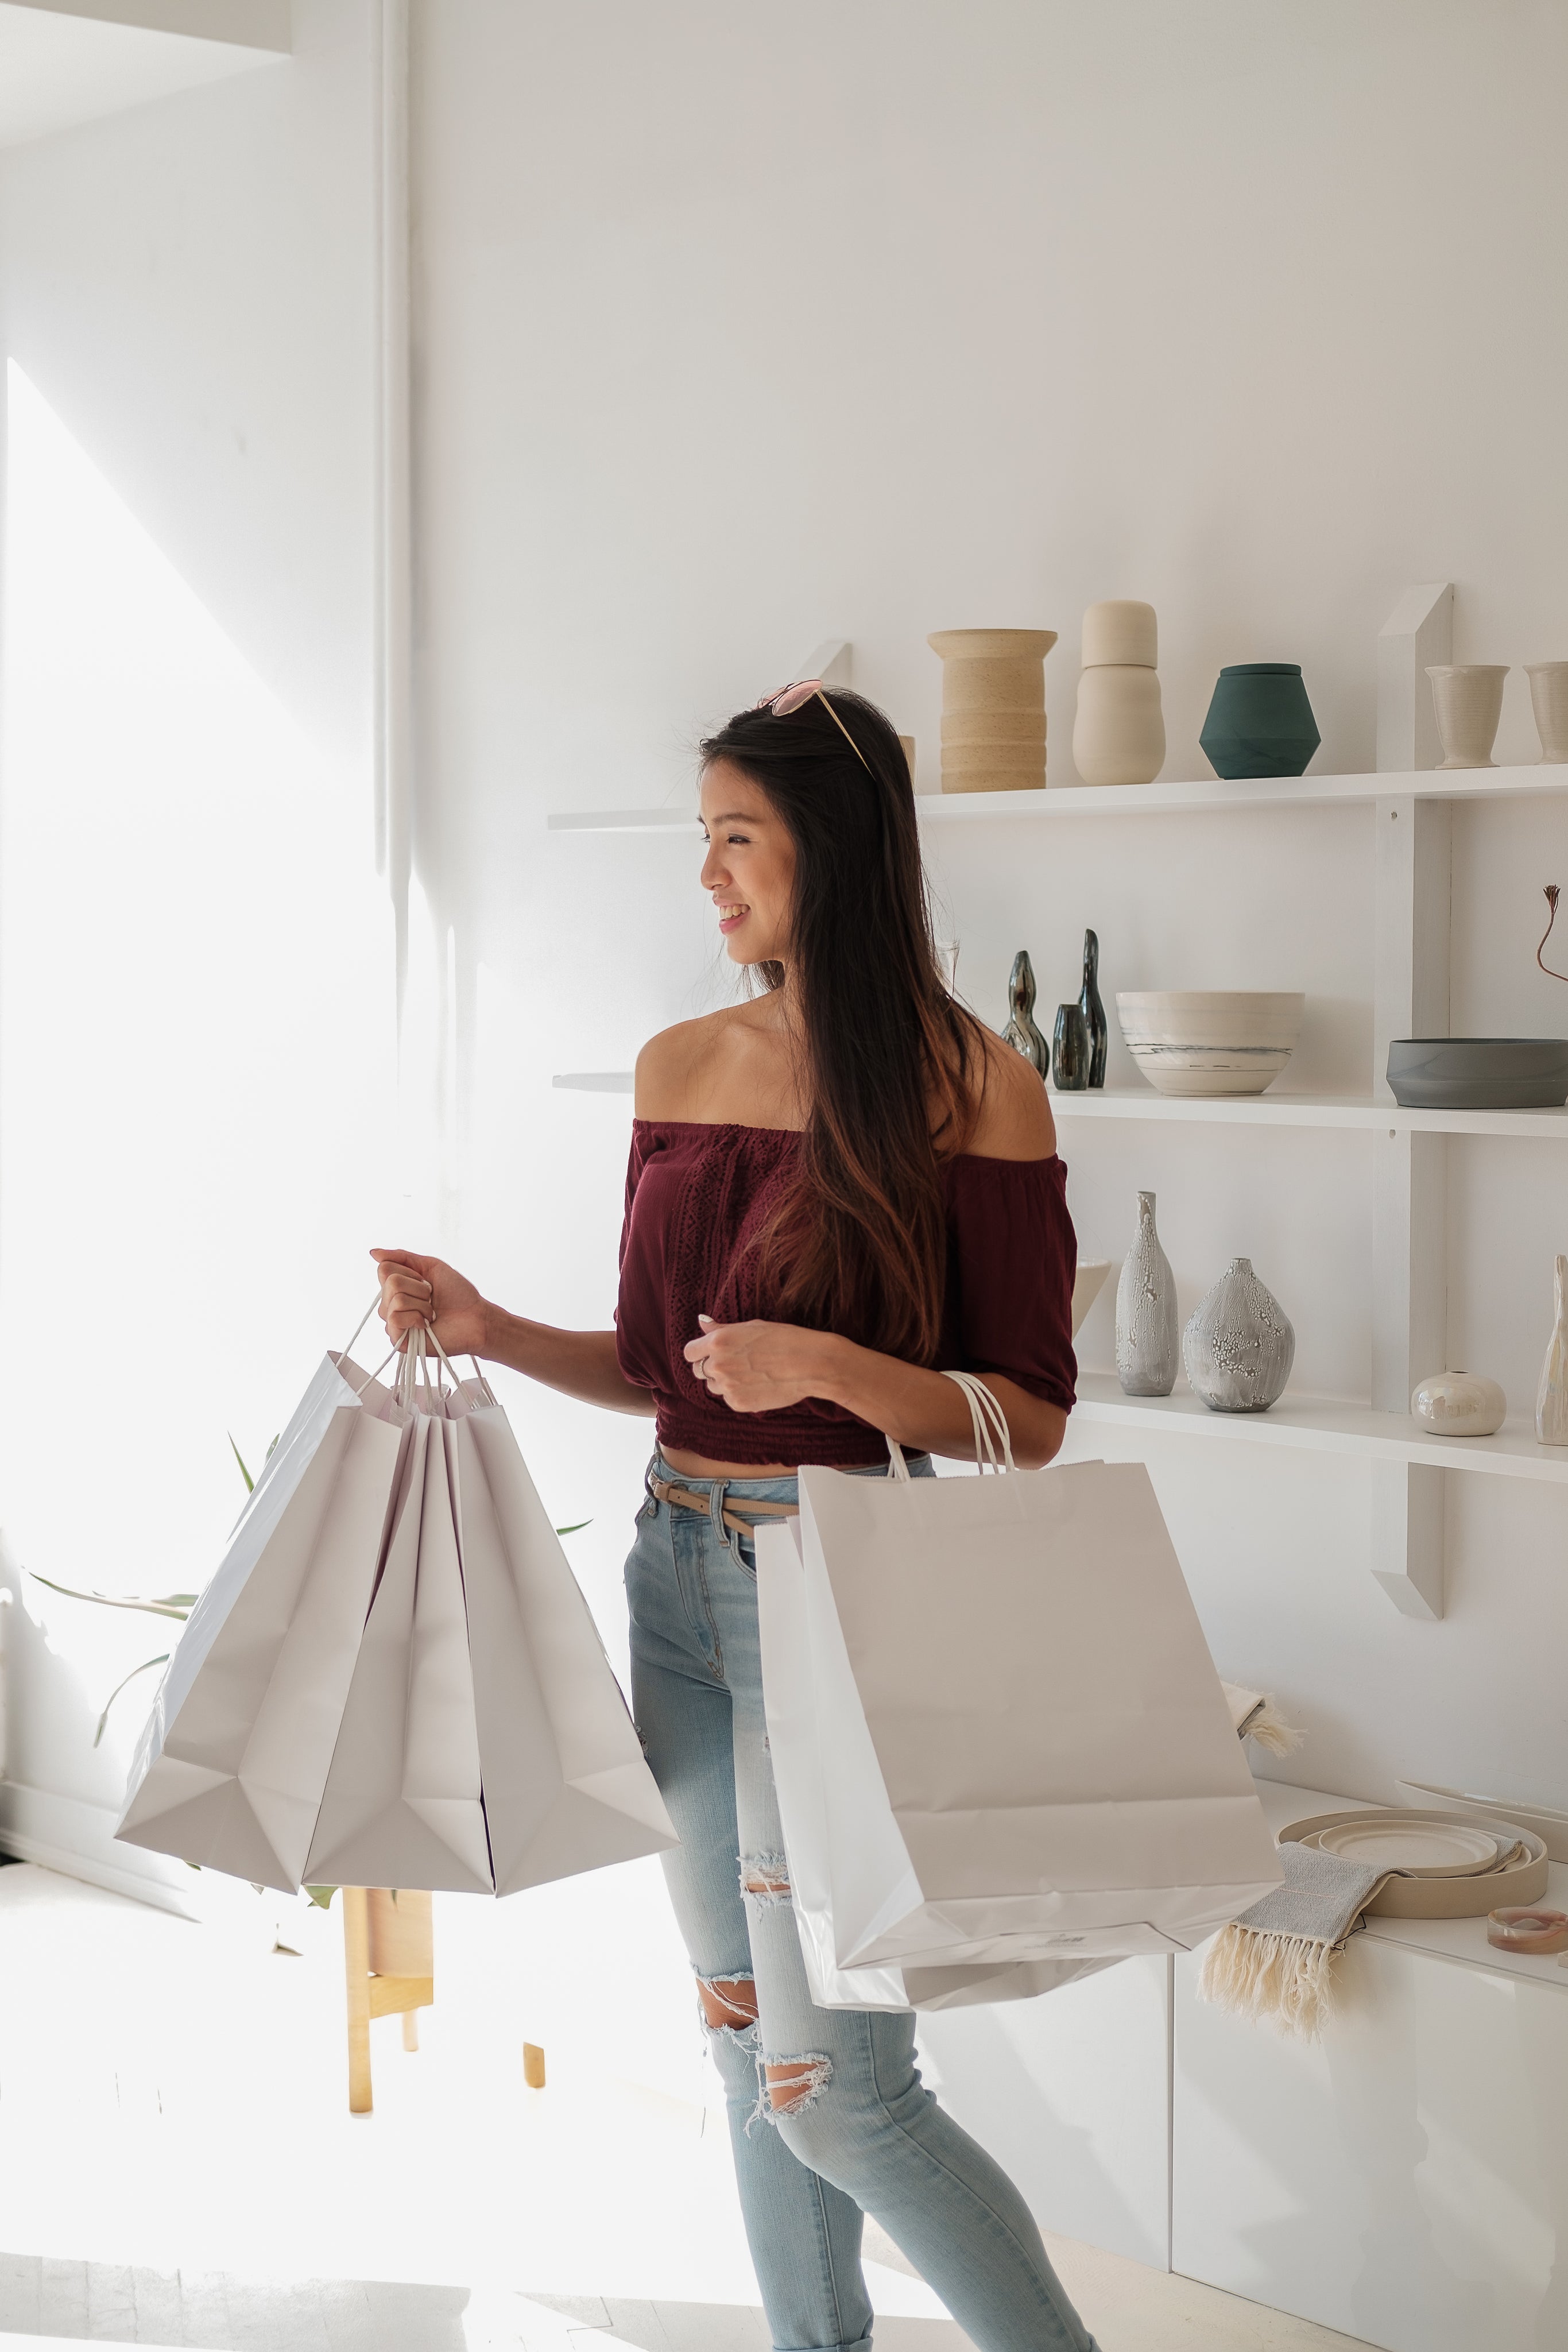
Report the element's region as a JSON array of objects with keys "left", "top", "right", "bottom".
[{"left": 699, "top": 687, "right": 988, "bottom": 1362}]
